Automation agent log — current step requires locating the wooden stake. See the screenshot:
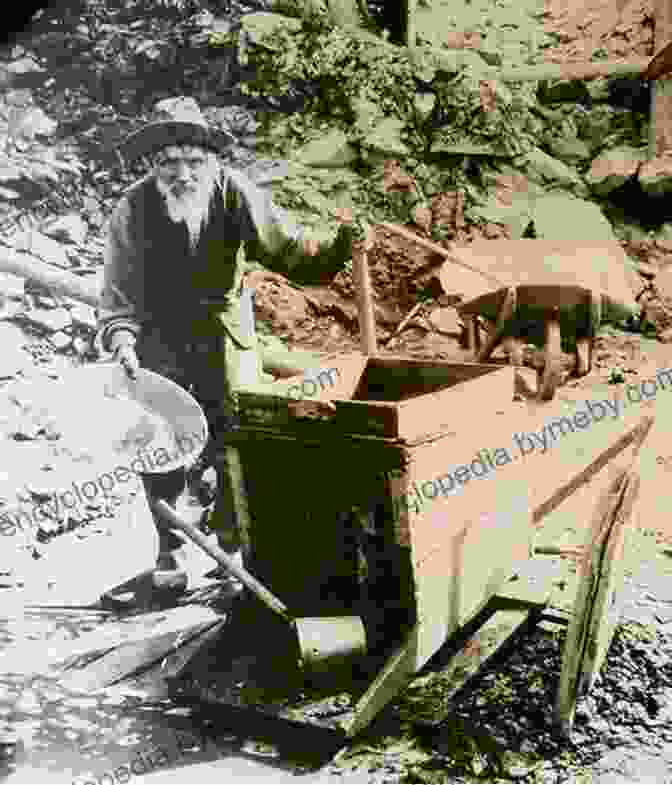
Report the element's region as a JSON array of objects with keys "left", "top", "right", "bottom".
[
  {"left": 352, "top": 224, "right": 378, "bottom": 356},
  {"left": 649, "top": 0, "right": 672, "bottom": 158}
]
